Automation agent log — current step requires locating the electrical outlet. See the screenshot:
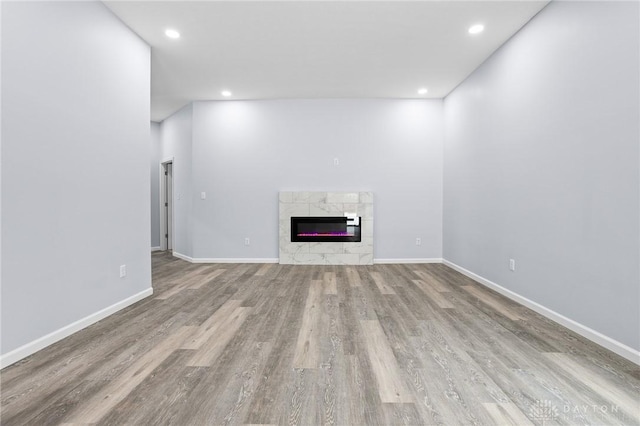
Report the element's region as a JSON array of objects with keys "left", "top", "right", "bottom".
[
  {"left": 201, "top": 192, "right": 206, "bottom": 200},
  {"left": 120, "top": 264, "right": 127, "bottom": 278},
  {"left": 416, "top": 237, "right": 422, "bottom": 246},
  {"left": 333, "top": 158, "right": 340, "bottom": 166},
  {"left": 244, "top": 237, "right": 250, "bottom": 246},
  {"left": 509, "top": 259, "right": 516, "bottom": 271}
]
